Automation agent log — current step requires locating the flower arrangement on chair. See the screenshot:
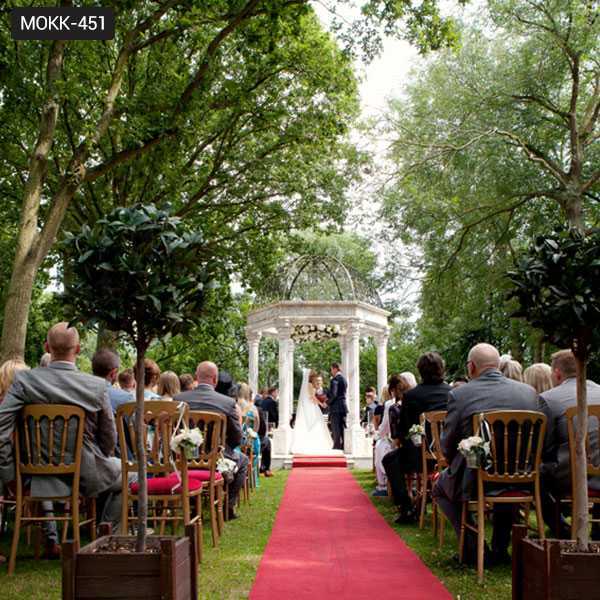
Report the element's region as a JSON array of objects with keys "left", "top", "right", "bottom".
[
  {"left": 408, "top": 424, "right": 425, "bottom": 446},
  {"left": 458, "top": 436, "right": 490, "bottom": 469}
]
